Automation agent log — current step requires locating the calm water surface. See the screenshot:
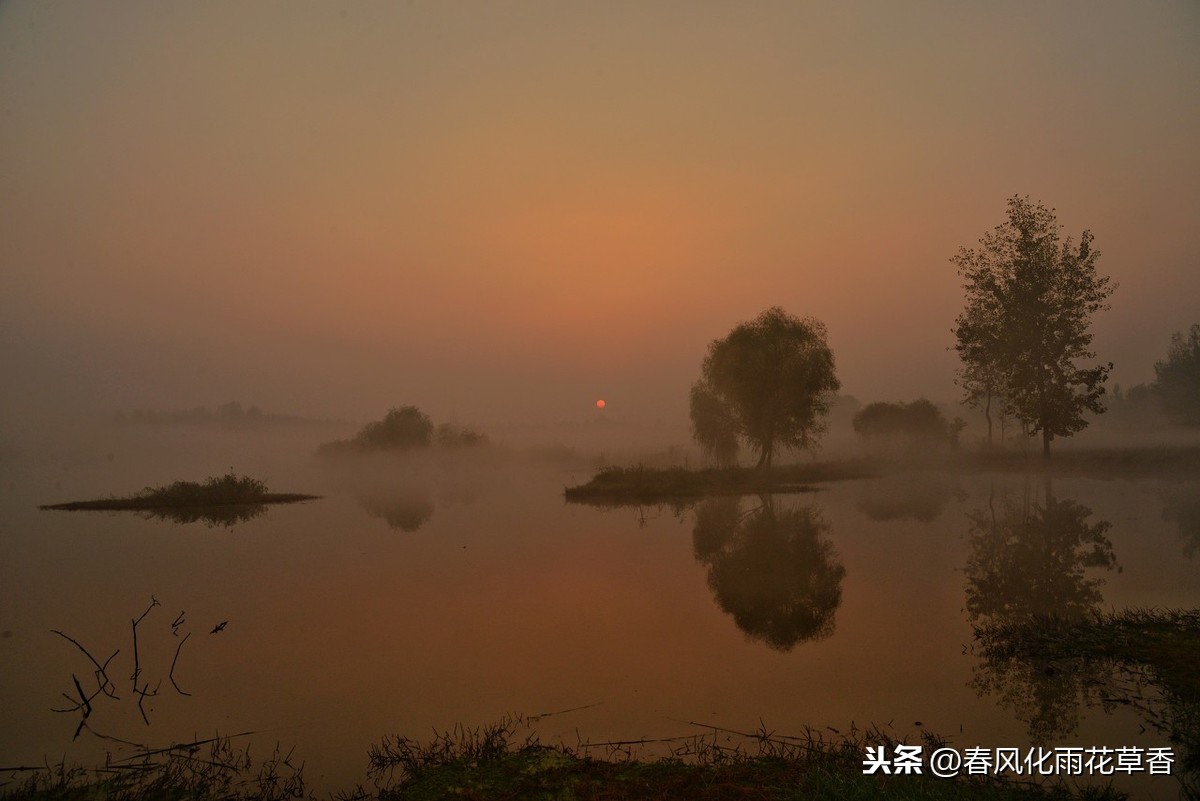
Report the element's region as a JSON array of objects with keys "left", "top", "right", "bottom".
[{"left": 1, "top": 426, "right": 1197, "bottom": 798}]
